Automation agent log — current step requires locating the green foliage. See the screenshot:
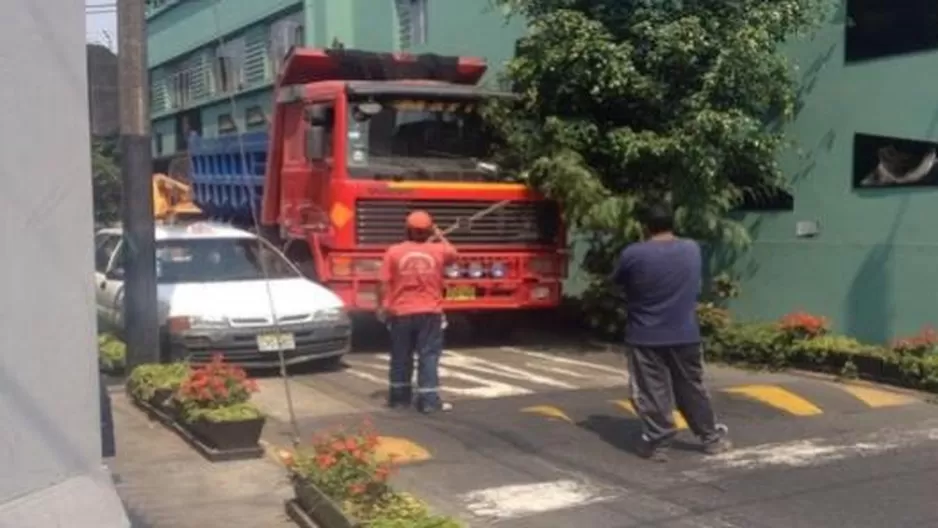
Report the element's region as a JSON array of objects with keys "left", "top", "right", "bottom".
[
  {"left": 182, "top": 402, "right": 264, "bottom": 423},
  {"left": 486, "top": 0, "right": 829, "bottom": 322},
  {"left": 91, "top": 137, "right": 121, "bottom": 225},
  {"left": 98, "top": 333, "right": 126, "bottom": 370},
  {"left": 126, "top": 362, "right": 190, "bottom": 401}
]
